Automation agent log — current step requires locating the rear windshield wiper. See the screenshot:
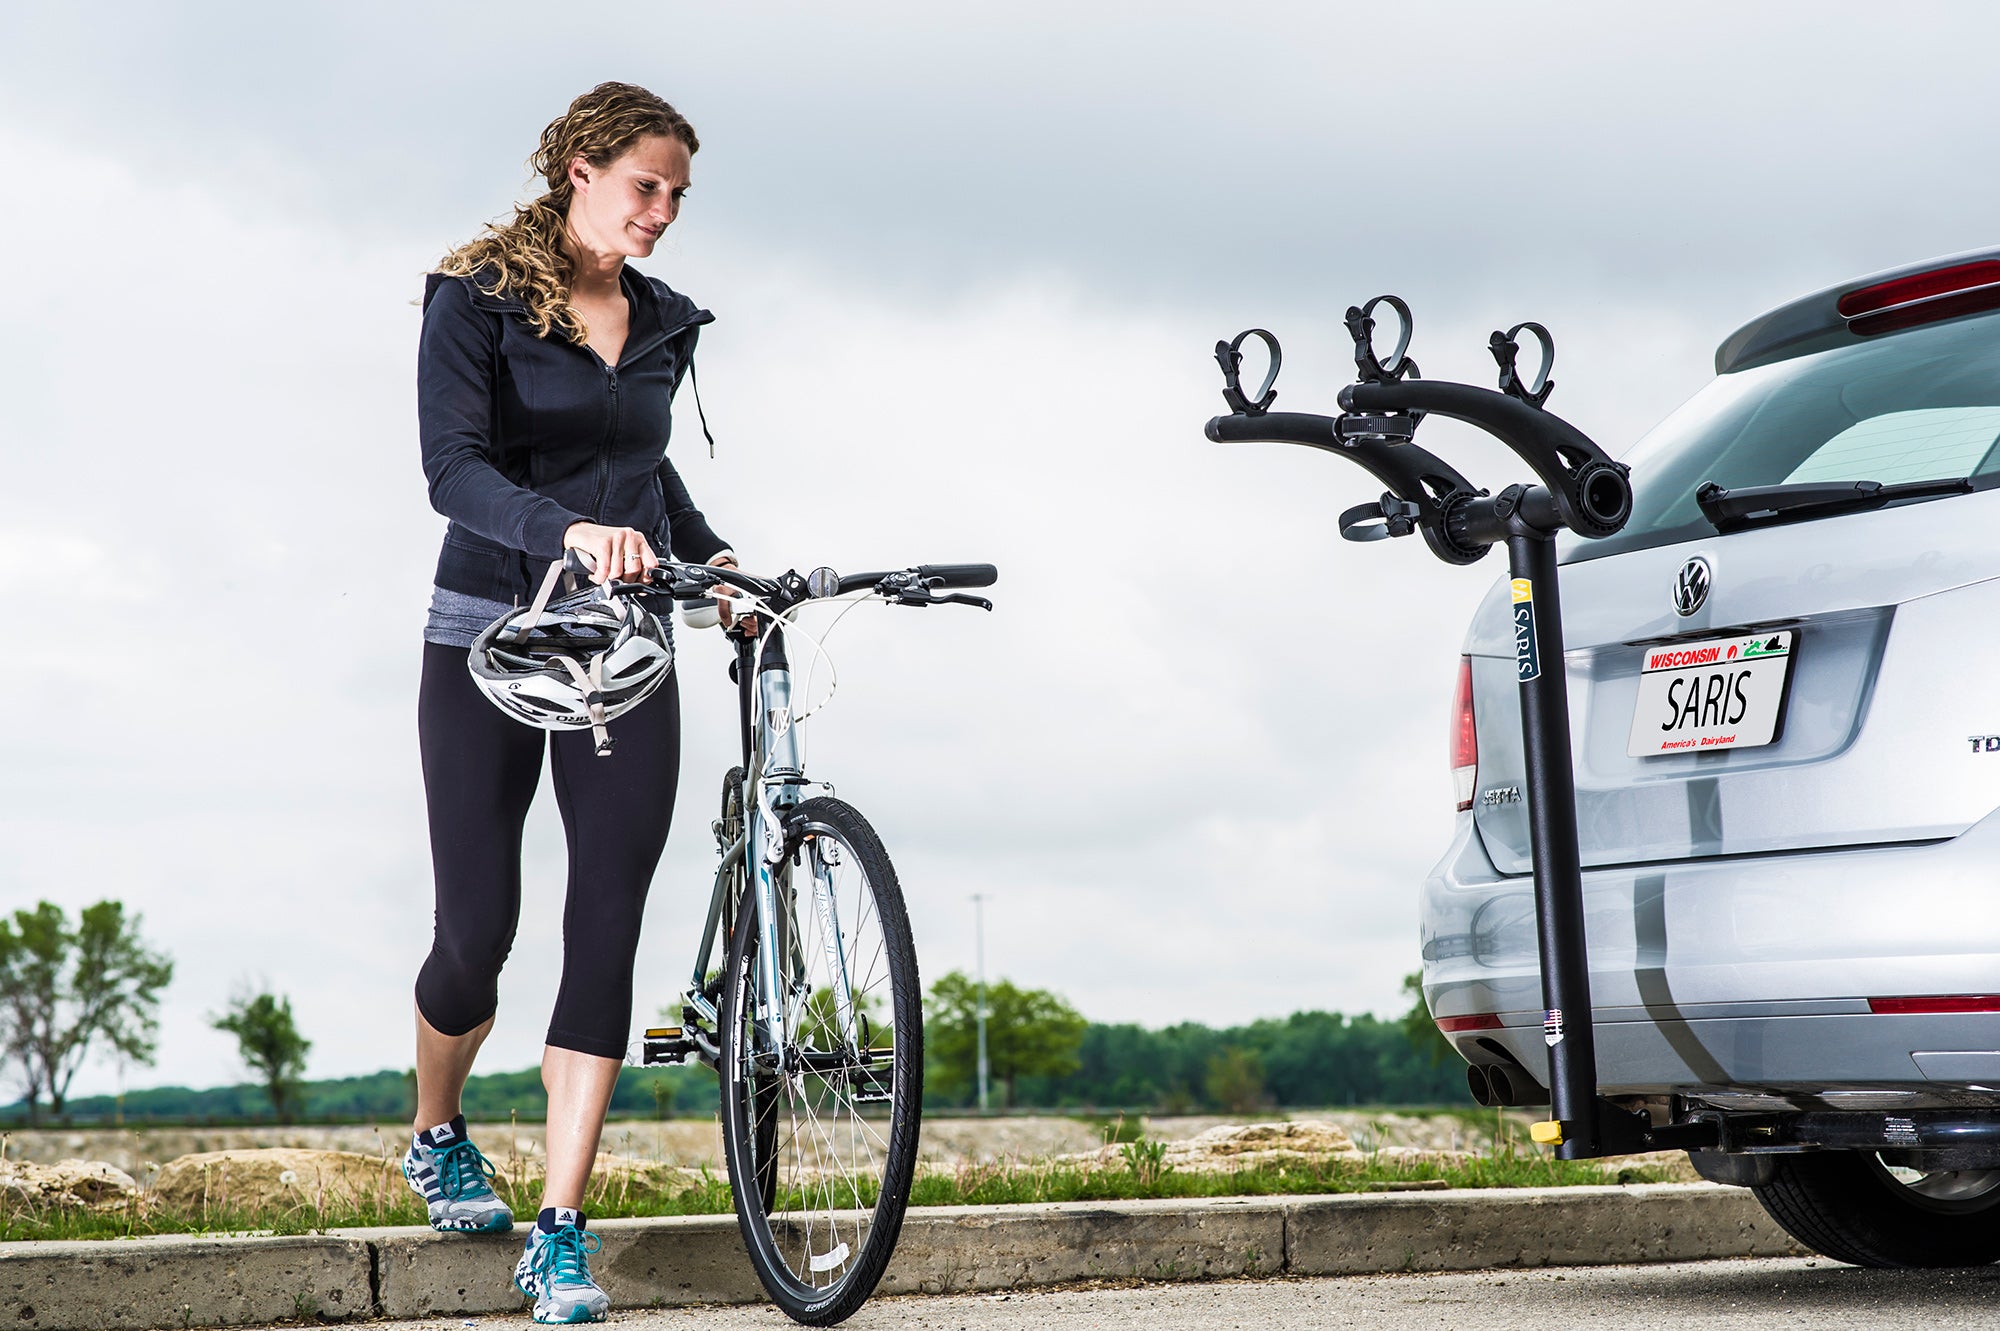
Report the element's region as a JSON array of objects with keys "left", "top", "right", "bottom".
[{"left": 1695, "top": 477, "right": 1975, "bottom": 534}]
